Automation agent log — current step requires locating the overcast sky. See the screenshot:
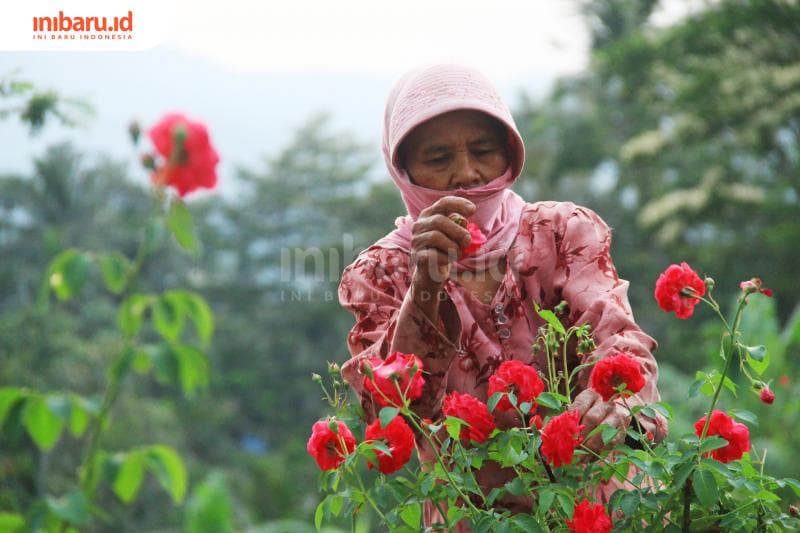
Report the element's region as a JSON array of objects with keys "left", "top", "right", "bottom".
[
  {"left": 1, "top": 0, "right": 703, "bottom": 194},
  {"left": 166, "top": 0, "right": 590, "bottom": 83}
]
